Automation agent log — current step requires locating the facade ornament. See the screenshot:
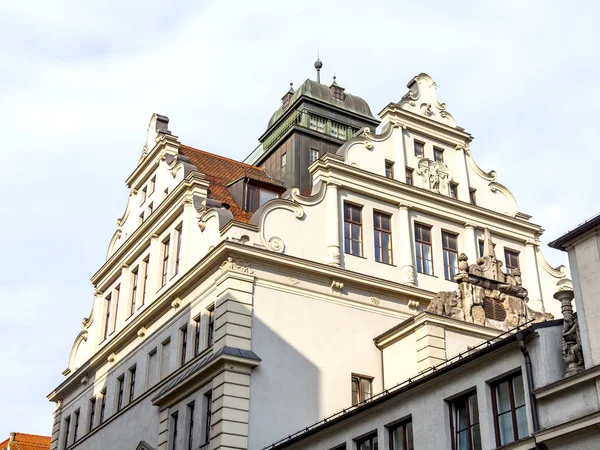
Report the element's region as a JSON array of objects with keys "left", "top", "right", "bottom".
[
  {"left": 370, "top": 296, "right": 380, "bottom": 306},
  {"left": 108, "top": 353, "right": 116, "bottom": 363},
  {"left": 408, "top": 299, "right": 419, "bottom": 310},
  {"left": 331, "top": 280, "right": 344, "bottom": 295},
  {"left": 137, "top": 327, "right": 147, "bottom": 338},
  {"left": 416, "top": 158, "right": 451, "bottom": 195},
  {"left": 81, "top": 375, "right": 89, "bottom": 386},
  {"left": 554, "top": 279, "right": 584, "bottom": 377},
  {"left": 401, "top": 265, "right": 415, "bottom": 286},
  {"left": 364, "top": 140, "right": 373, "bottom": 150},
  {"left": 171, "top": 297, "right": 182, "bottom": 309},
  {"left": 288, "top": 277, "right": 300, "bottom": 286},
  {"left": 458, "top": 253, "right": 469, "bottom": 273},
  {"left": 219, "top": 257, "right": 254, "bottom": 275}
]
